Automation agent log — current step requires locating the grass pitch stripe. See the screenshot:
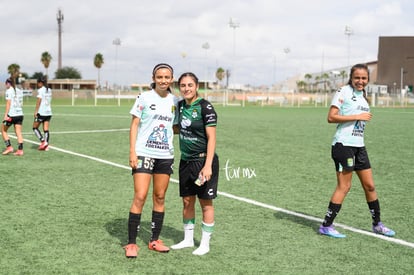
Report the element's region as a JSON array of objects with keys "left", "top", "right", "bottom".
[{"left": 19, "top": 136, "right": 414, "bottom": 249}]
